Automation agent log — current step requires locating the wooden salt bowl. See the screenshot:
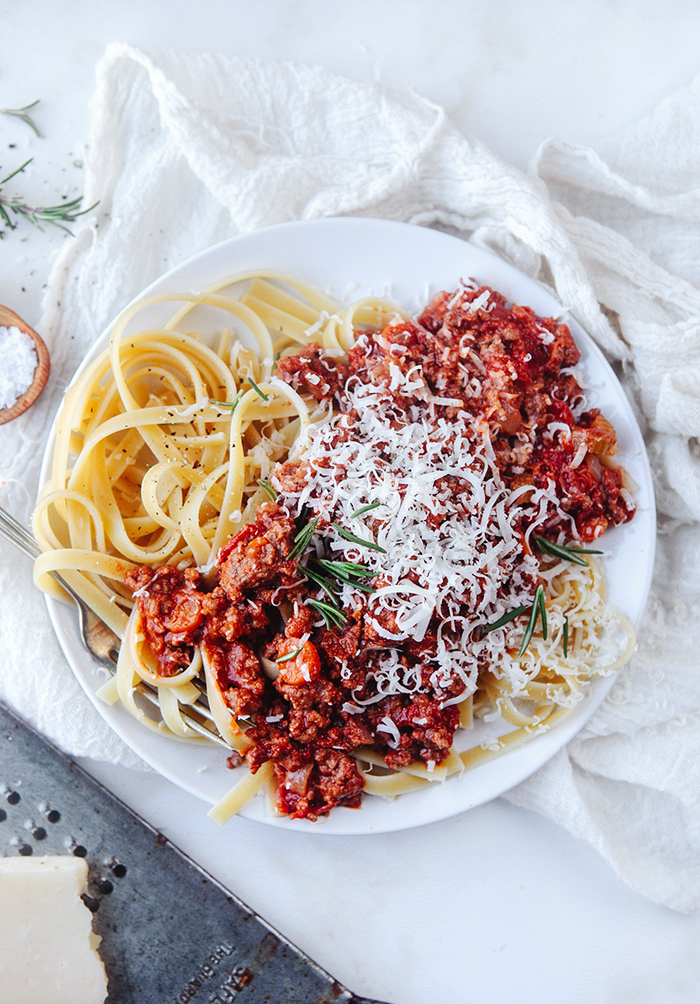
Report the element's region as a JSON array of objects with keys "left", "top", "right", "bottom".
[{"left": 0, "top": 305, "right": 50, "bottom": 425}]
